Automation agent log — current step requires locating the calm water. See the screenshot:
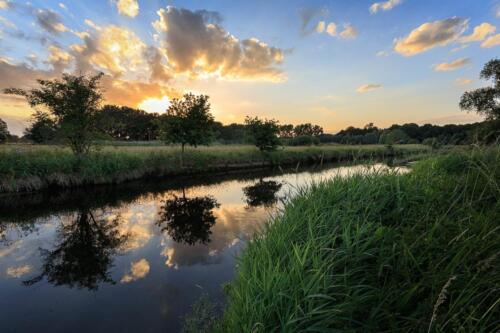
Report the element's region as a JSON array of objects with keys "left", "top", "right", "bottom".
[{"left": 0, "top": 163, "right": 394, "bottom": 332}]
